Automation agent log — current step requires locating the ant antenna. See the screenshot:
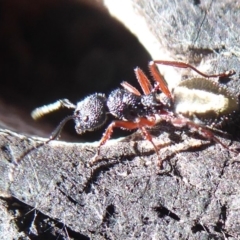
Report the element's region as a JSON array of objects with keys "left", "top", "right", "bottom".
[
  {"left": 48, "top": 115, "right": 75, "bottom": 141},
  {"left": 31, "top": 99, "right": 76, "bottom": 120}
]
